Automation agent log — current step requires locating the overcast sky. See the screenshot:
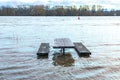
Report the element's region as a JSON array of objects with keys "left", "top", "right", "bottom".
[{"left": 0, "top": 0, "right": 120, "bottom": 10}]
